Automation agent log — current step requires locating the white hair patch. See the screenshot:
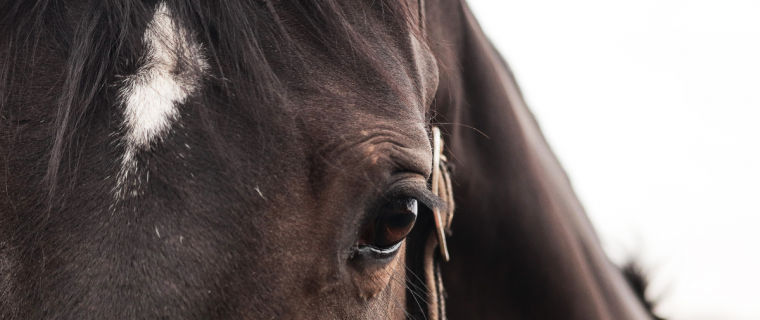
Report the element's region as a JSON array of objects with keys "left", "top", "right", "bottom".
[{"left": 116, "top": 2, "right": 207, "bottom": 198}]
